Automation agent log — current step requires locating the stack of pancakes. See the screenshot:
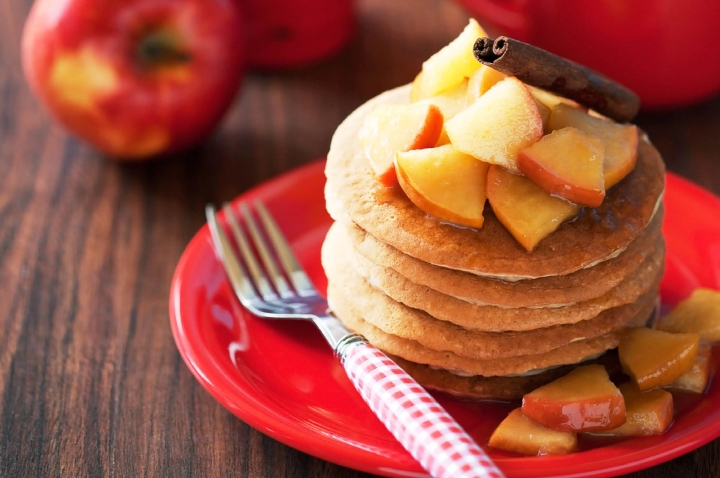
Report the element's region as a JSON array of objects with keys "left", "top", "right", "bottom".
[{"left": 323, "top": 85, "right": 666, "bottom": 400}]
